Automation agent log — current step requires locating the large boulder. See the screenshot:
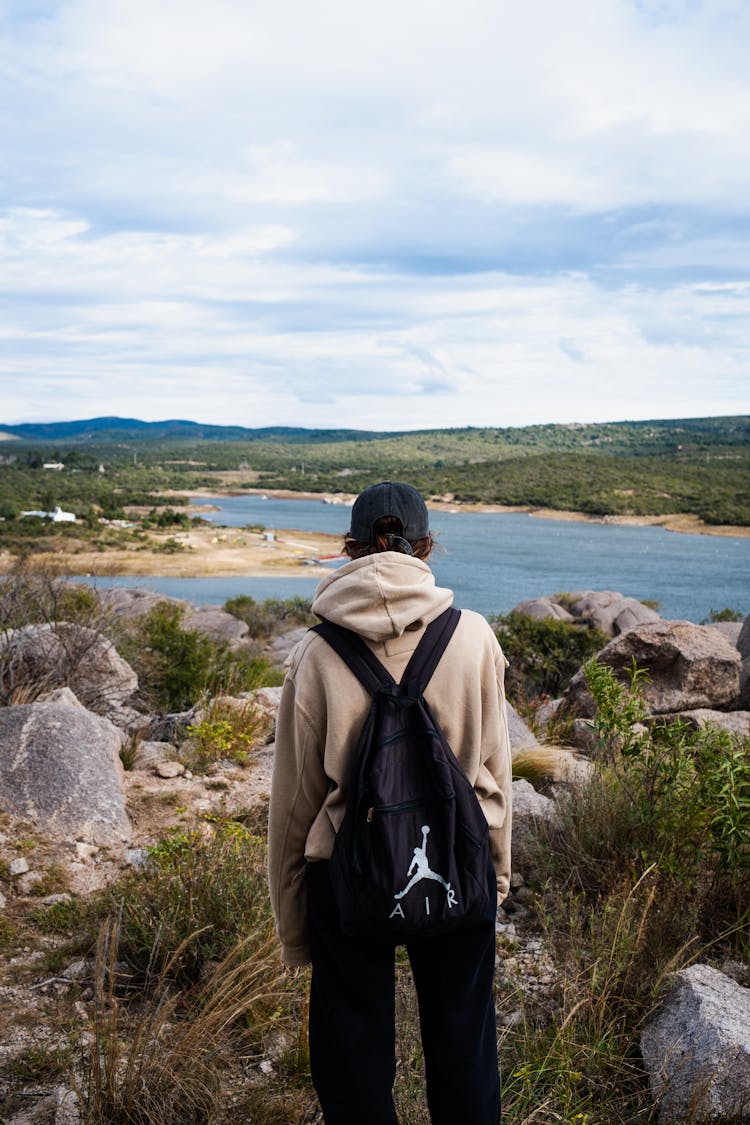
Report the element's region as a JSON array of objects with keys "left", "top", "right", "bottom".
[
  {"left": 641, "top": 963, "right": 750, "bottom": 1124},
  {"left": 0, "top": 622, "right": 137, "bottom": 714},
  {"left": 506, "top": 703, "right": 539, "bottom": 751},
  {"left": 510, "top": 590, "right": 660, "bottom": 637},
  {"left": 565, "top": 590, "right": 662, "bottom": 636},
  {"left": 511, "top": 598, "right": 574, "bottom": 624},
  {"left": 98, "top": 588, "right": 250, "bottom": 645},
  {"left": 0, "top": 701, "right": 130, "bottom": 843},
  {"left": 563, "top": 620, "right": 741, "bottom": 717},
  {"left": 510, "top": 778, "right": 558, "bottom": 880},
  {"left": 658, "top": 709, "right": 750, "bottom": 738}
]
